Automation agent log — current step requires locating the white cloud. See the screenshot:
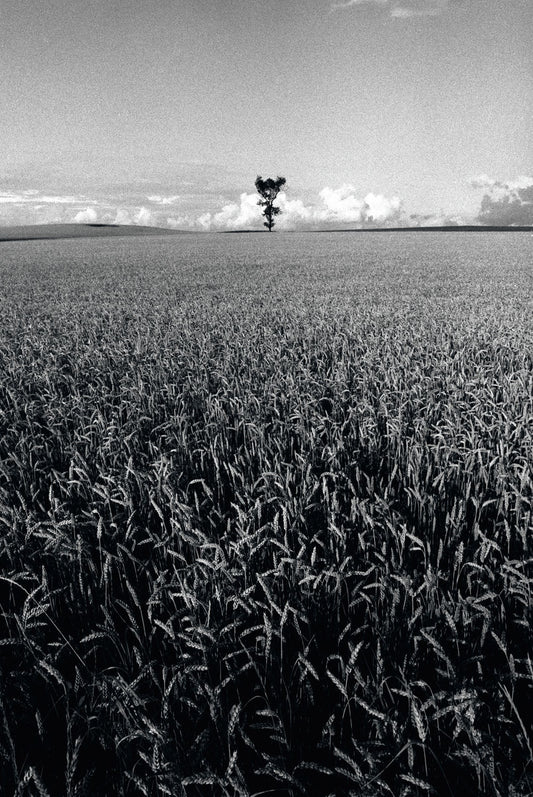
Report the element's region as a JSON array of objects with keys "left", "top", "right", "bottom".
[
  {"left": 332, "top": 0, "right": 451, "bottom": 17},
  {"left": 332, "top": 0, "right": 387, "bottom": 9},
  {"left": 276, "top": 194, "right": 313, "bottom": 228},
  {"left": 503, "top": 175, "right": 533, "bottom": 191},
  {"left": 0, "top": 192, "right": 24, "bottom": 204},
  {"left": 1, "top": 181, "right": 405, "bottom": 231},
  {"left": 314, "top": 185, "right": 402, "bottom": 225},
  {"left": 215, "top": 192, "right": 261, "bottom": 228},
  {"left": 109, "top": 206, "right": 158, "bottom": 226},
  {"left": 197, "top": 191, "right": 316, "bottom": 230},
  {"left": 0, "top": 191, "right": 91, "bottom": 205},
  {"left": 316, "top": 184, "right": 365, "bottom": 223},
  {"left": 364, "top": 192, "right": 402, "bottom": 221},
  {"left": 471, "top": 174, "right": 497, "bottom": 190},
  {"left": 166, "top": 215, "right": 190, "bottom": 229},
  {"left": 73, "top": 207, "right": 98, "bottom": 223},
  {"left": 0, "top": 187, "right": 190, "bottom": 228},
  {"left": 195, "top": 185, "right": 403, "bottom": 230},
  {"left": 197, "top": 193, "right": 263, "bottom": 230},
  {"left": 147, "top": 194, "right": 181, "bottom": 205},
  {"left": 113, "top": 207, "right": 132, "bottom": 225},
  {"left": 133, "top": 206, "right": 154, "bottom": 226},
  {"left": 197, "top": 212, "right": 212, "bottom": 230},
  {"left": 40, "top": 195, "right": 85, "bottom": 204}
]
